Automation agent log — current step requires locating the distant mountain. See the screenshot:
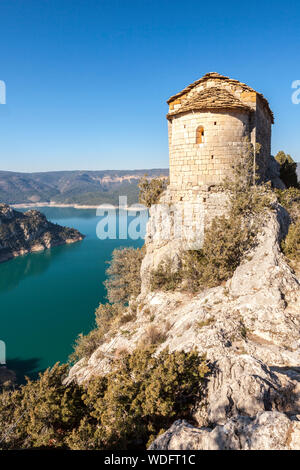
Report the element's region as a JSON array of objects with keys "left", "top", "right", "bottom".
[{"left": 0, "top": 169, "right": 169, "bottom": 206}]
